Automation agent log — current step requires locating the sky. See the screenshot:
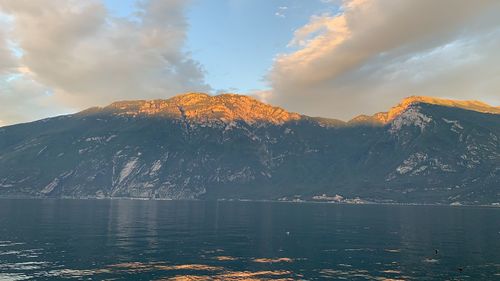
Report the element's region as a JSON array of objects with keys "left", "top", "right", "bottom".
[{"left": 0, "top": 0, "right": 499, "bottom": 126}]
